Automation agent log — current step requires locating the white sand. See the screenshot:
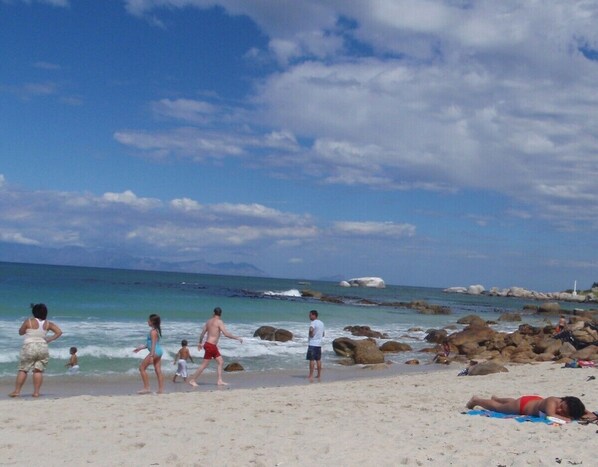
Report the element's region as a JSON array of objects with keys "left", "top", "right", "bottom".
[{"left": 1, "top": 363, "right": 596, "bottom": 466}]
